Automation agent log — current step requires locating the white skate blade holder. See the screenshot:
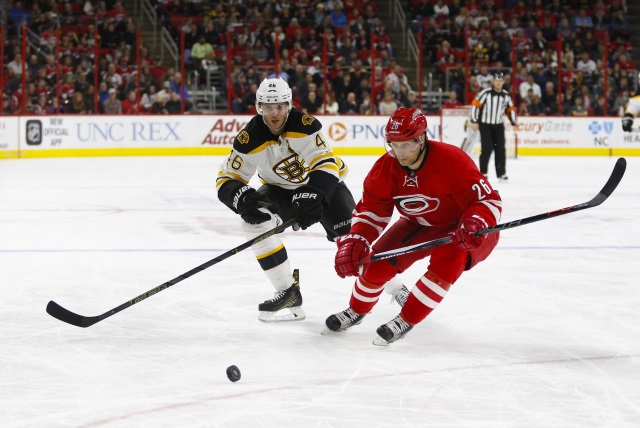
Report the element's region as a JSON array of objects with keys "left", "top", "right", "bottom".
[
  {"left": 258, "top": 306, "right": 306, "bottom": 323},
  {"left": 372, "top": 336, "right": 391, "bottom": 346}
]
